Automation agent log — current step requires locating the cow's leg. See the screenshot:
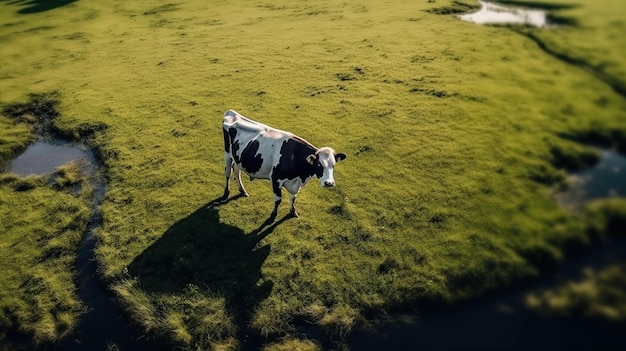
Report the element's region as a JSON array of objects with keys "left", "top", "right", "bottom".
[
  {"left": 289, "top": 193, "right": 299, "bottom": 218},
  {"left": 233, "top": 163, "right": 249, "bottom": 197},
  {"left": 222, "top": 155, "right": 233, "bottom": 201},
  {"left": 269, "top": 180, "right": 282, "bottom": 222}
]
